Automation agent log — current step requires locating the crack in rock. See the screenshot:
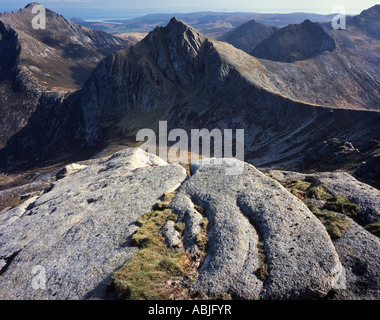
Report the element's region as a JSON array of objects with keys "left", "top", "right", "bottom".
[{"left": 171, "top": 158, "right": 344, "bottom": 300}]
